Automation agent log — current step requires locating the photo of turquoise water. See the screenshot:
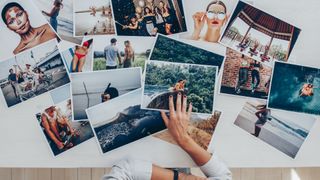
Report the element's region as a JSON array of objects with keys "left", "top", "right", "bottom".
[{"left": 268, "top": 62, "right": 320, "bottom": 115}]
